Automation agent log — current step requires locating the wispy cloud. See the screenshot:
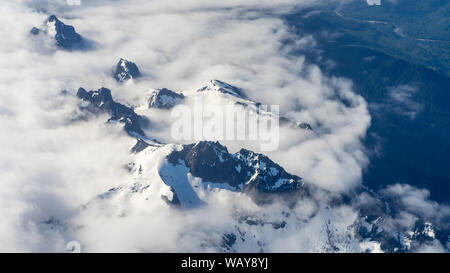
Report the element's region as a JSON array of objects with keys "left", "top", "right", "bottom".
[{"left": 387, "top": 85, "right": 423, "bottom": 119}]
